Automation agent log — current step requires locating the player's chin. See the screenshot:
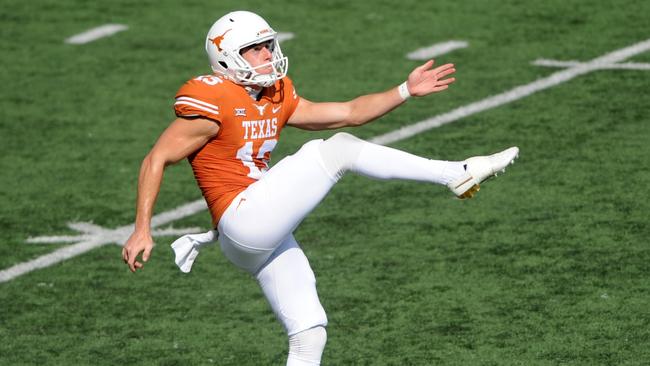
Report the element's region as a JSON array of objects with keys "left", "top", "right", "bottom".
[{"left": 257, "top": 67, "right": 274, "bottom": 75}]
